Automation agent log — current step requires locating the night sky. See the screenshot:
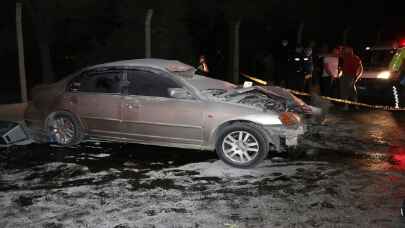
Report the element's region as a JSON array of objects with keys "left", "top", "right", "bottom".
[{"left": 1, "top": 0, "right": 405, "bottom": 103}]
